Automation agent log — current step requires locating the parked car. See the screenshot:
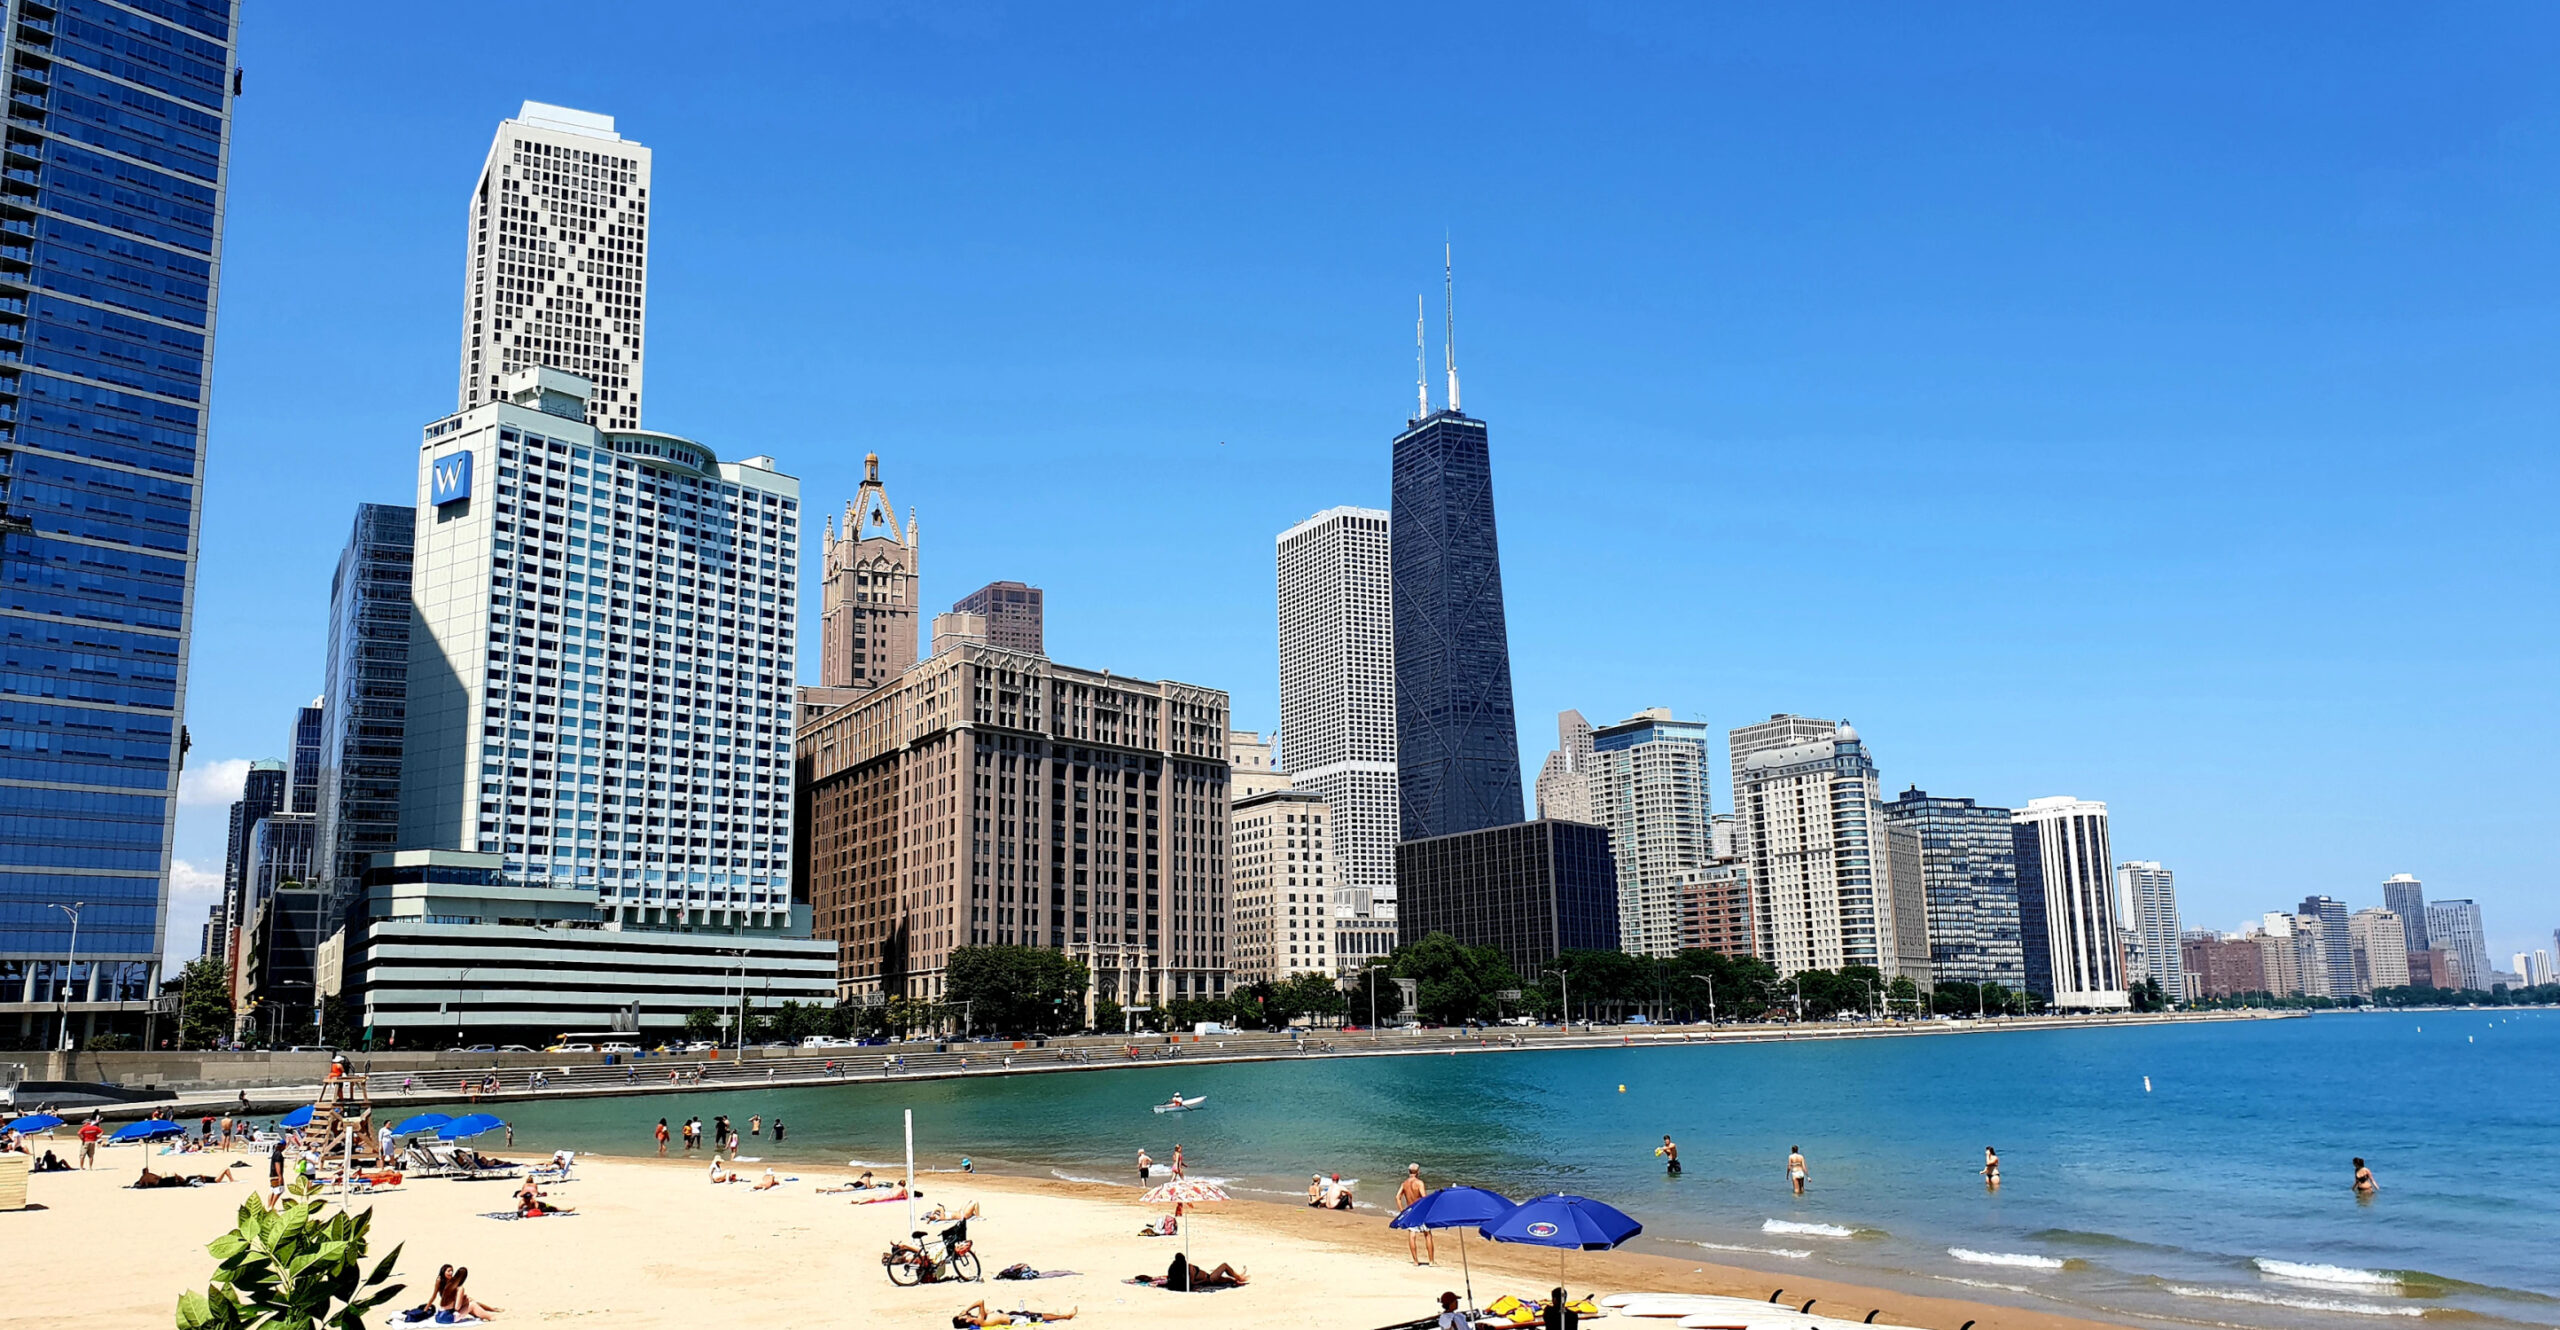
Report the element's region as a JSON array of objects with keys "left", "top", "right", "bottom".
[
  {"left": 547, "top": 1041, "right": 596, "bottom": 1053},
  {"left": 459, "top": 1044, "right": 498, "bottom": 1053},
  {"left": 498, "top": 1044, "right": 534, "bottom": 1052}
]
